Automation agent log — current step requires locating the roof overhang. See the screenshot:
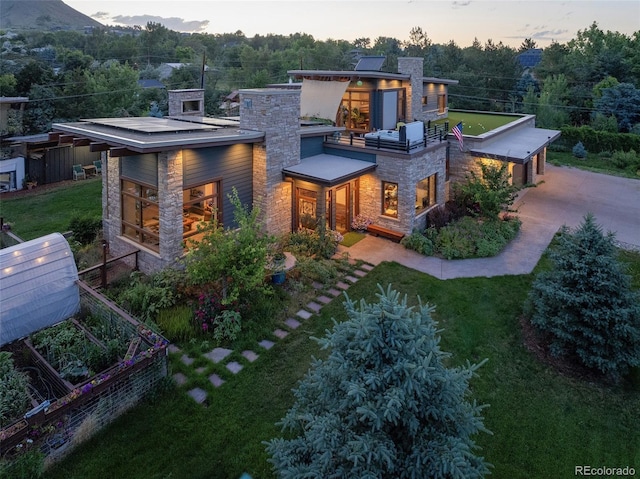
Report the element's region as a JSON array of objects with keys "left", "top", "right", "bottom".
[
  {"left": 469, "top": 128, "right": 561, "bottom": 164},
  {"left": 283, "top": 154, "right": 376, "bottom": 187},
  {"left": 52, "top": 117, "right": 264, "bottom": 155},
  {"left": 288, "top": 70, "right": 409, "bottom": 82}
]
